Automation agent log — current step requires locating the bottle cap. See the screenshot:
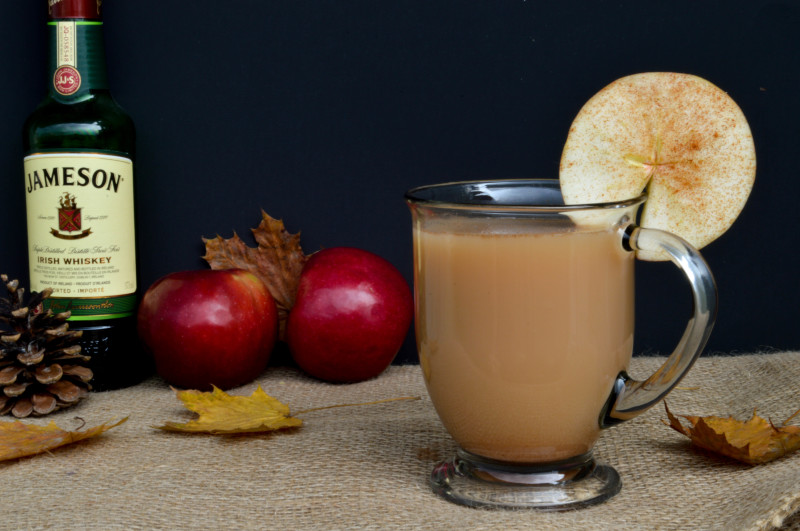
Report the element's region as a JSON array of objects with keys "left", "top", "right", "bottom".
[{"left": 48, "top": 0, "right": 103, "bottom": 20}]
